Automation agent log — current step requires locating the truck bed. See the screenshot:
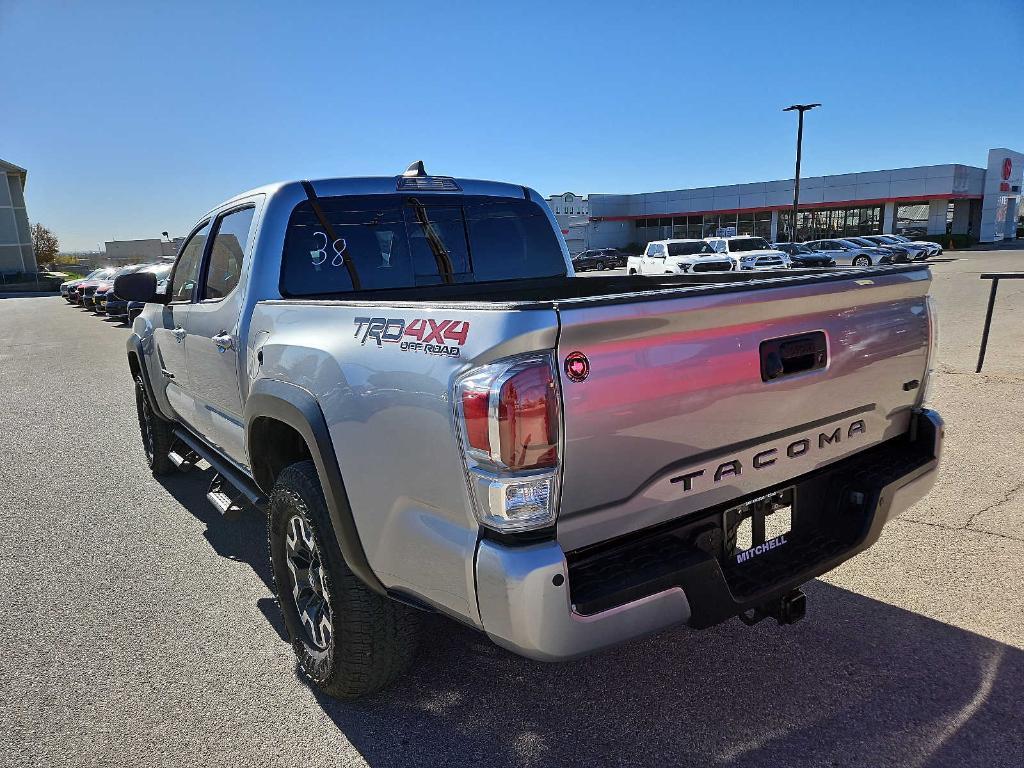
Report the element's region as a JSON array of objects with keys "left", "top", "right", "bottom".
[{"left": 259, "top": 264, "right": 926, "bottom": 309}]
